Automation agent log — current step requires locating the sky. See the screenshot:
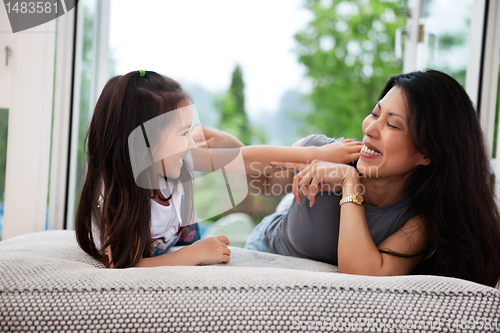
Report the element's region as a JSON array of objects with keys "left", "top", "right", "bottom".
[{"left": 109, "top": 0, "right": 313, "bottom": 120}]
